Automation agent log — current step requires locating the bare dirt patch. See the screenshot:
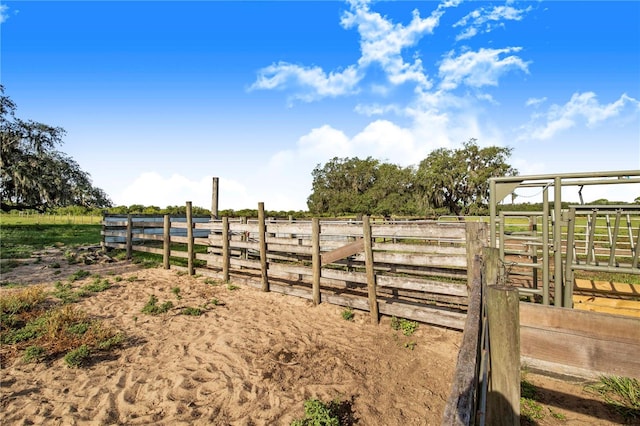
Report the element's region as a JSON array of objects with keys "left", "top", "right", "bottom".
[{"left": 1, "top": 251, "right": 633, "bottom": 425}]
